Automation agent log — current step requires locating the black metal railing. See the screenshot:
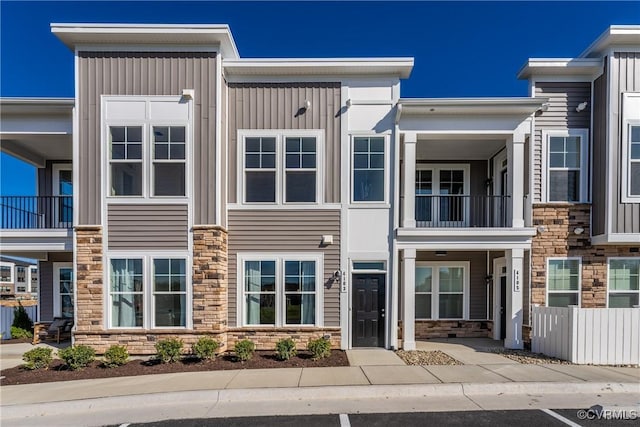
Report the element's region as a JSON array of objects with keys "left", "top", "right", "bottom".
[
  {"left": 0, "top": 196, "right": 72, "bottom": 229},
  {"left": 415, "top": 194, "right": 511, "bottom": 228}
]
